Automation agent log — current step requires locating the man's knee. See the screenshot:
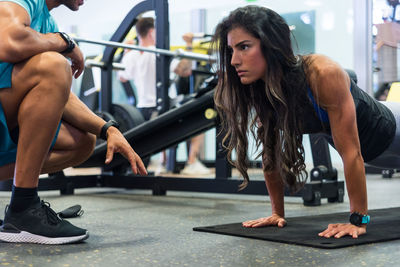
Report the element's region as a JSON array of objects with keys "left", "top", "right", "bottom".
[
  {"left": 3, "top": 52, "right": 72, "bottom": 119},
  {"left": 33, "top": 52, "right": 72, "bottom": 96},
  {"left": 38, "top": 51, "right": 72, "bottom": 79}
]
